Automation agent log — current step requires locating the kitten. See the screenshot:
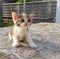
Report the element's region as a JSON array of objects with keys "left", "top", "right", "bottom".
[{"left": 8, "top": 12, "right": 37, "bottom": 48}]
